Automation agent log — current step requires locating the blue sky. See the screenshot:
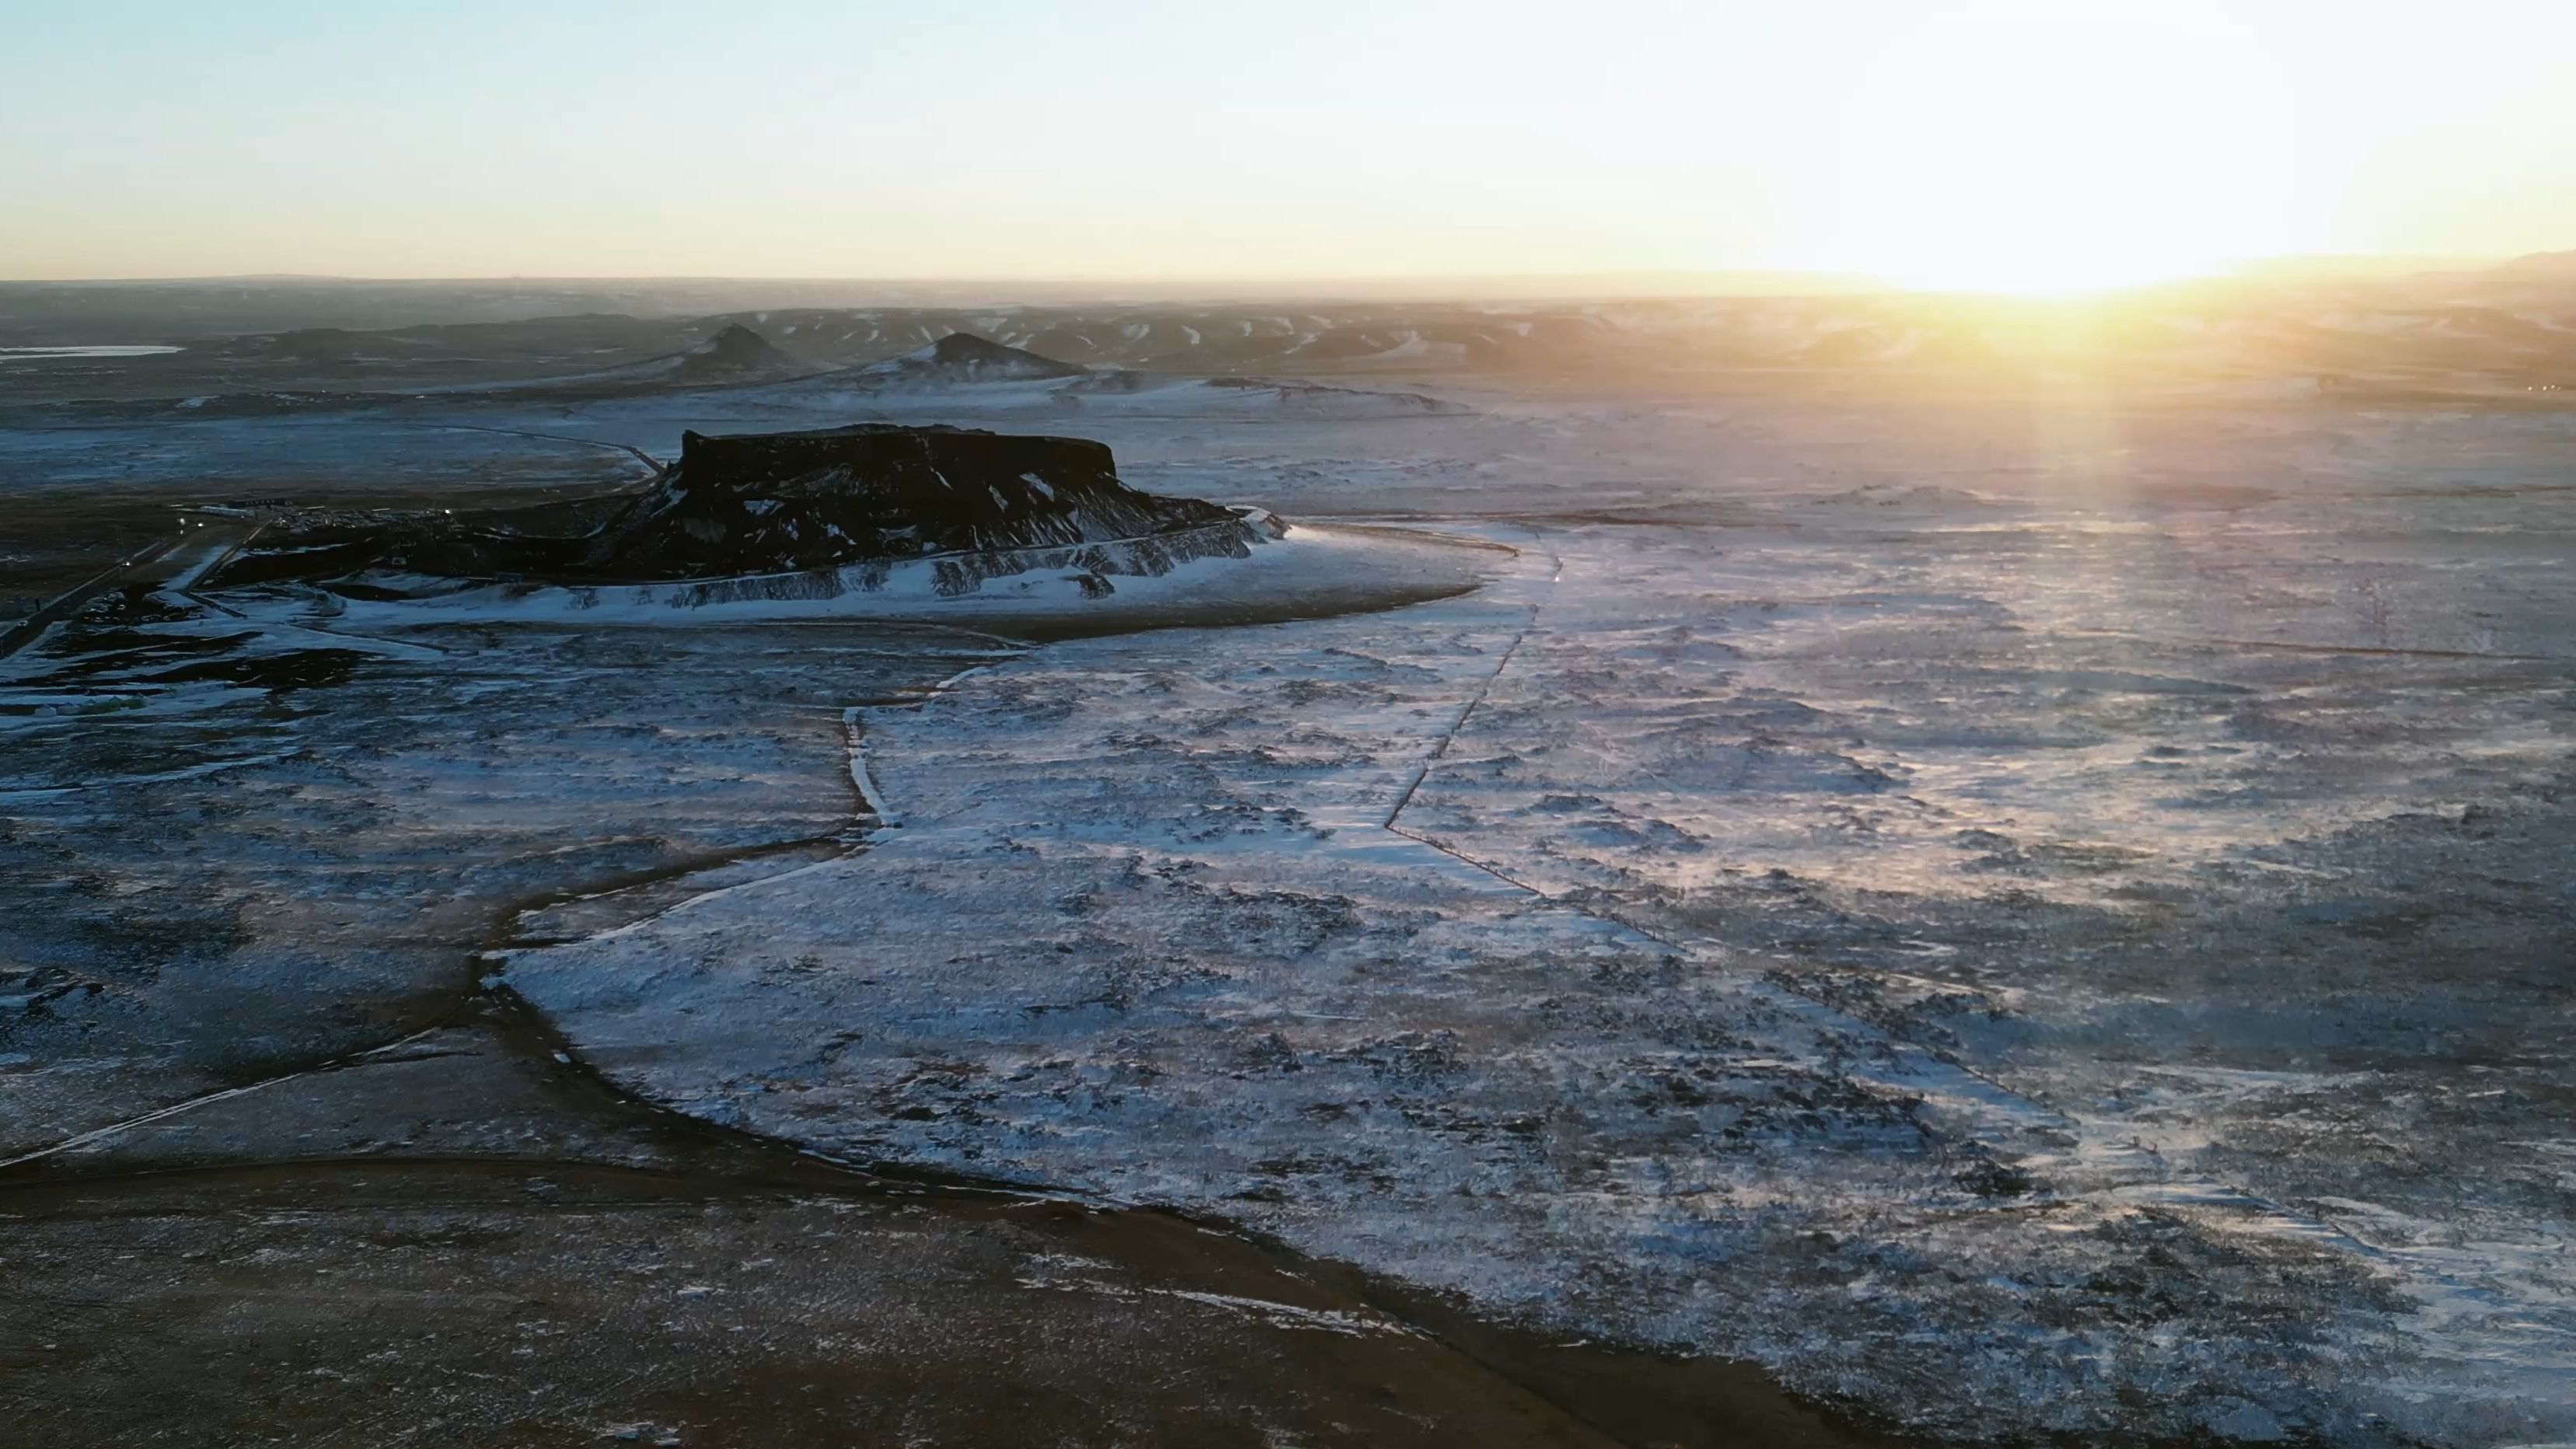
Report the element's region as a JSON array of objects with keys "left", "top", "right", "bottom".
[{"left": 5, "top": 0, "right": 2571, "bottom": 282}]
